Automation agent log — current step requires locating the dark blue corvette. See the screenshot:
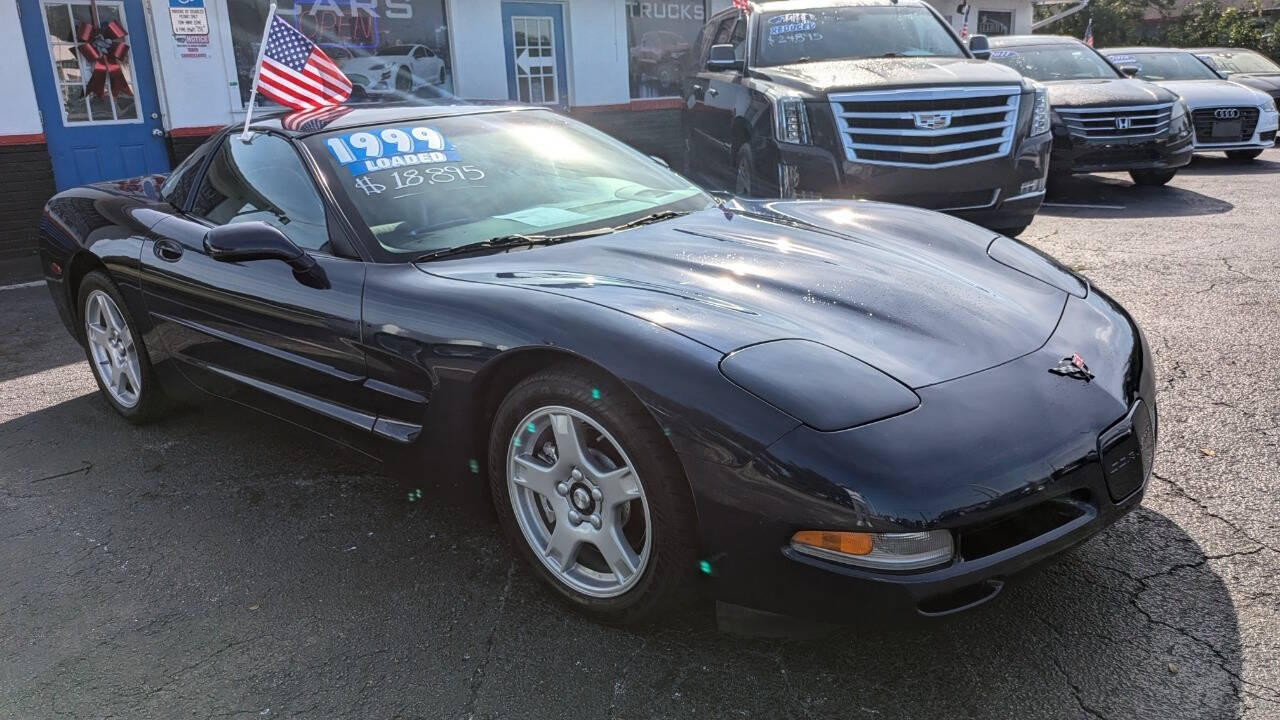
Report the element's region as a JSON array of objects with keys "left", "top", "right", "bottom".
[{"left": 38, "top": 104, "right": 1156, "bottom": 625}]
